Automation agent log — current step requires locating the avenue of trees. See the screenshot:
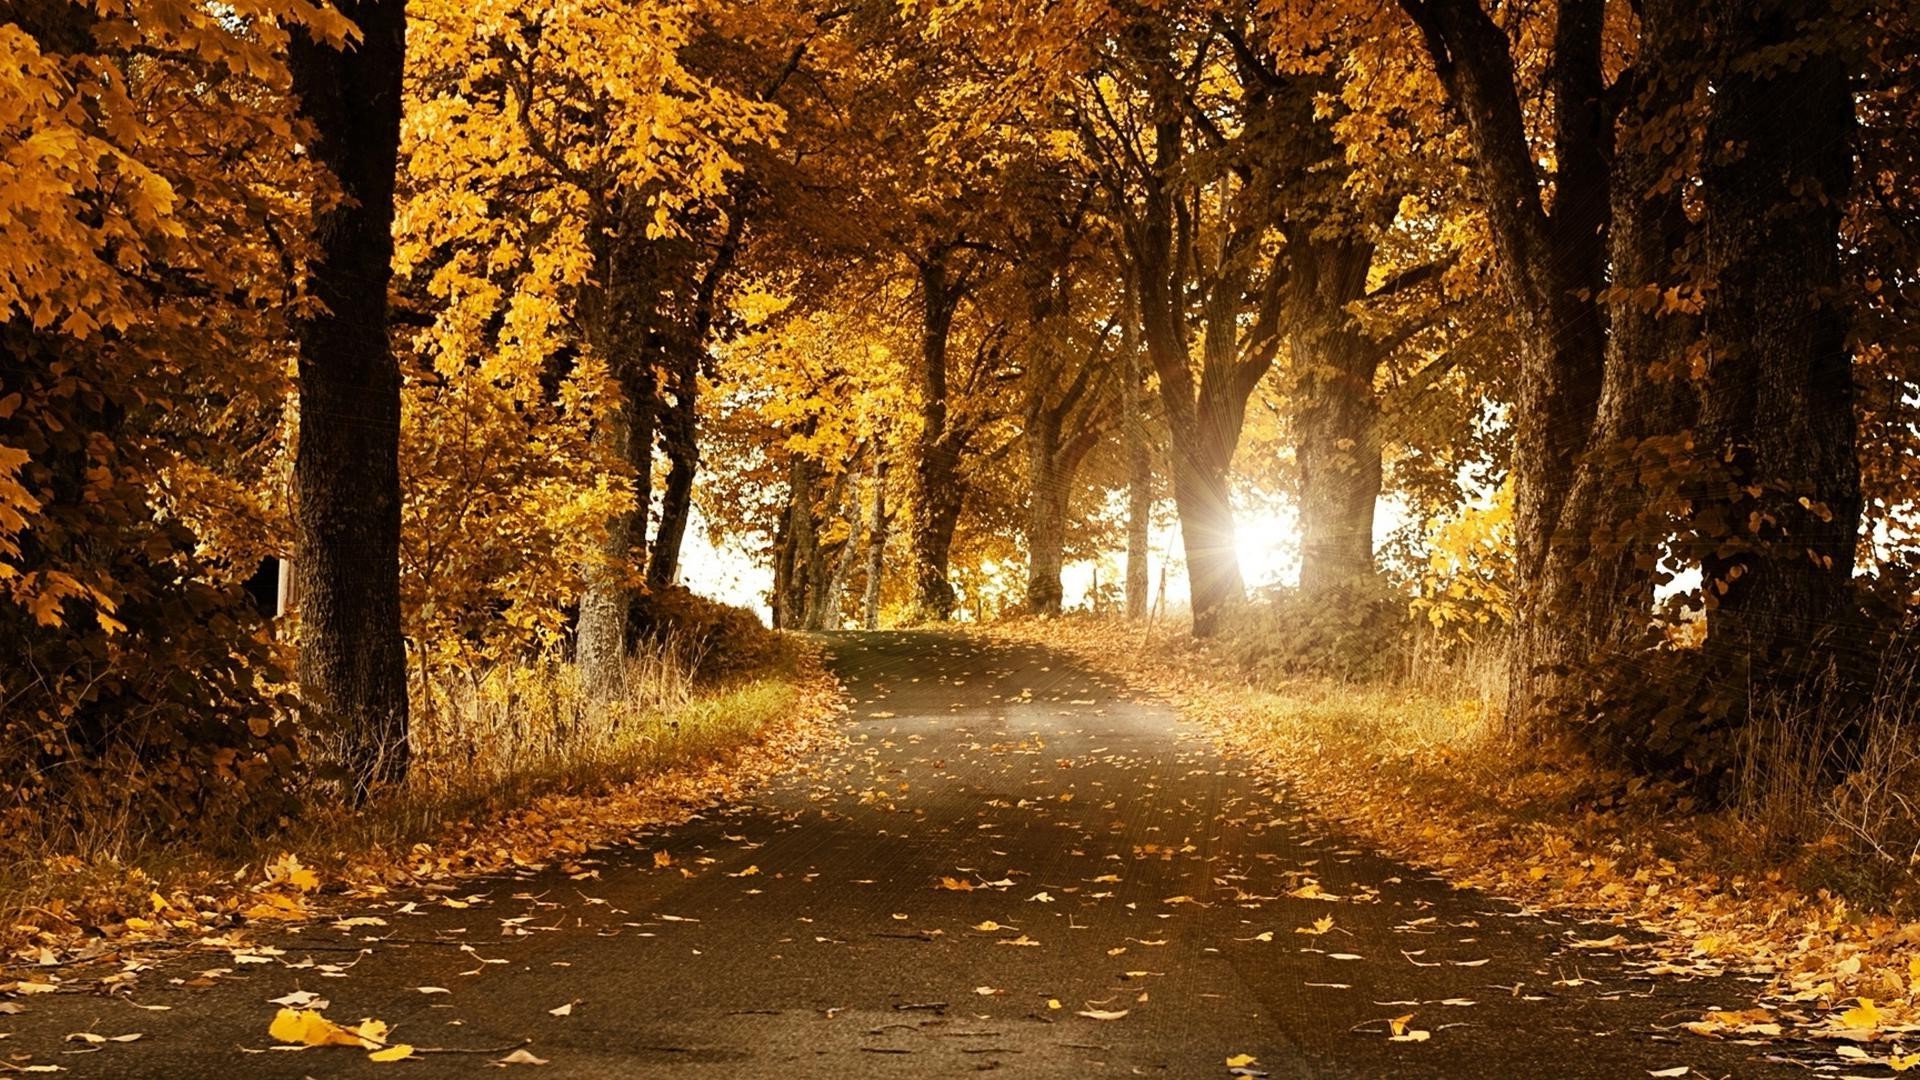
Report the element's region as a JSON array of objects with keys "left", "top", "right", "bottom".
[{"left": 2, "top": 0, "right": 1916, "bottom": 833}]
